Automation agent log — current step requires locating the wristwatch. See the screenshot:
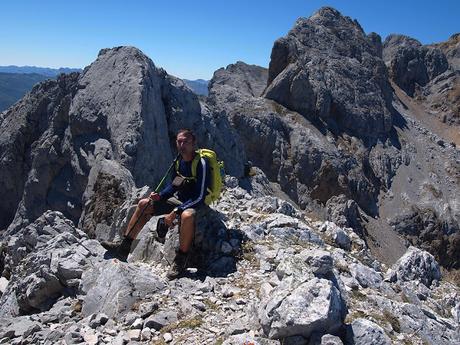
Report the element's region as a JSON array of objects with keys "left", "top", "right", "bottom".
[{"left": 173, "top": 207, "right": 182, "bottom": 216}]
